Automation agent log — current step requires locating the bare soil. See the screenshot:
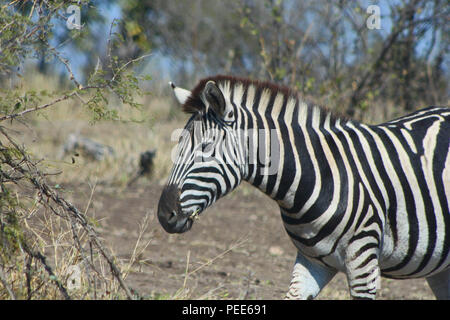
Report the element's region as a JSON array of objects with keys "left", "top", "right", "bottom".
[{"left": 72, "top": 181, "right": 435, "bottom": 300}]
